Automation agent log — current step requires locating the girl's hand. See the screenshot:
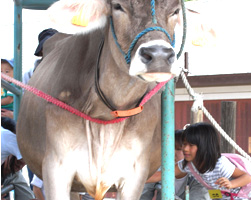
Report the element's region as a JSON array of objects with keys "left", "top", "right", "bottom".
[
  {"left": 215, "top": 177, "right": 232, "bottom": 189},
  {"left": 1, "top": 109, "right": 13, "bottom": 118}
]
